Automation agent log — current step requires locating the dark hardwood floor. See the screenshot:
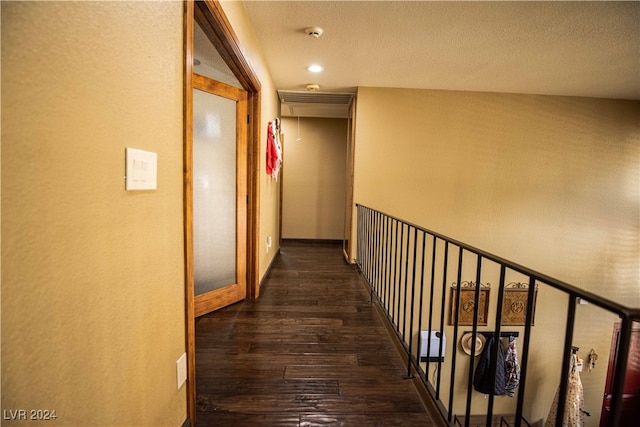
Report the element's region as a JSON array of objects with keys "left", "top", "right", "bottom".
[{"left": 195, "top": 241, "right": 438, "bottom": 426}]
